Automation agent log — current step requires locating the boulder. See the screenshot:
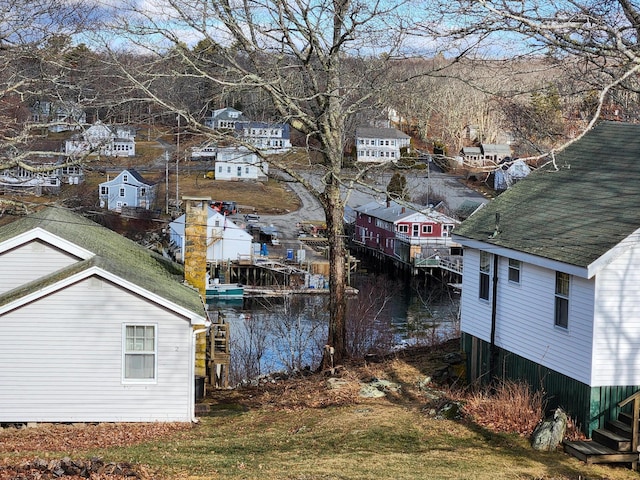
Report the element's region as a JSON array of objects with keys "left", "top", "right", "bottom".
[{"left": 531, "top": 407, "right": 568, "bottom": 451}]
